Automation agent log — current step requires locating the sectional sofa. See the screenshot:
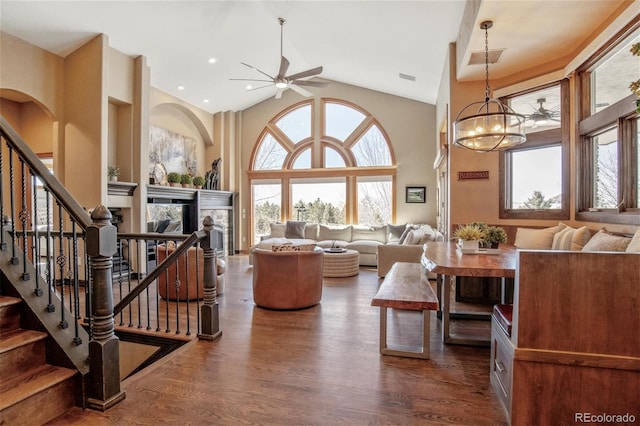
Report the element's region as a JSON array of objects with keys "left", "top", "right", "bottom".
[{"left": 251, "top": 221, "right": 444, "bottom": 270}]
